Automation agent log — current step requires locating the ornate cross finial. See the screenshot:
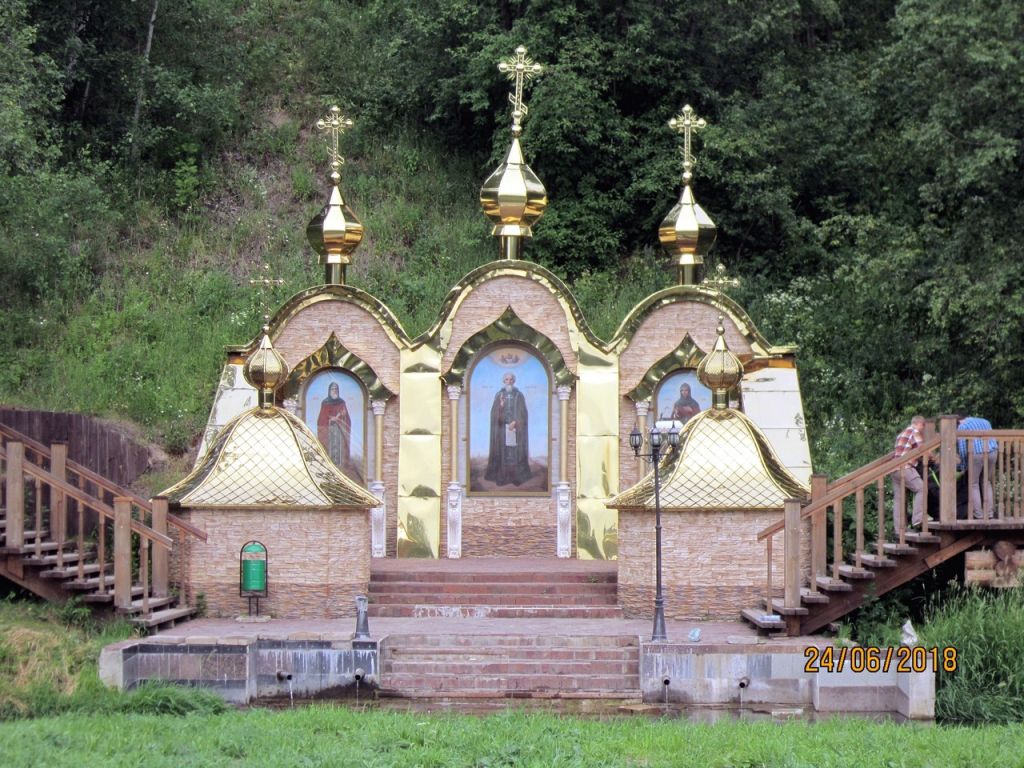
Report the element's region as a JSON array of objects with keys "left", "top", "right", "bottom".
[
  {"left": 498, "top": 46, "right": 543, "bottom": 136},
  {"left": 249, "top": 263, "right": 285, "bottom": 328},
  {"left": 316, "top": 106, "right": 354, "bottom": 182},
  {"left": 668, "top": 104, "right": 707, "bottom": 184},
  {"left": 702, "top": 263, "right": 740, "bottom": 292}
]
